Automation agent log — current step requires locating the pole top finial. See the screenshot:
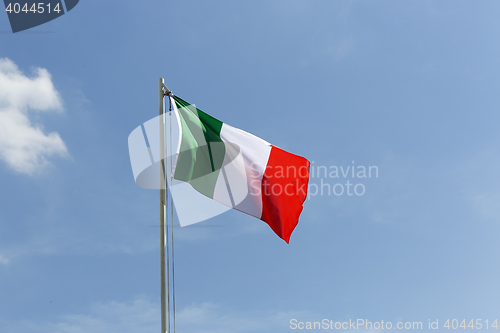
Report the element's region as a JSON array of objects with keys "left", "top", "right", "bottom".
[{"left": 159, "top": 78, "right": 172, "bottom": 96}]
